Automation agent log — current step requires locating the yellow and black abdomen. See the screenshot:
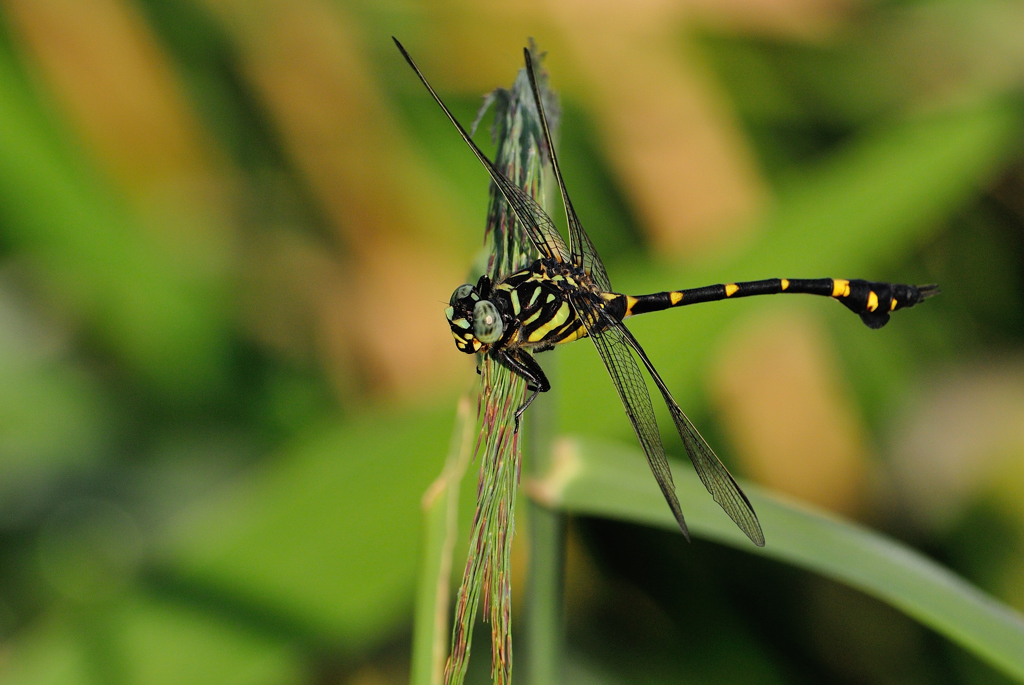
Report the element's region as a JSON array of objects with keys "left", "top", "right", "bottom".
[{"left": 622, "top": 277, "right": 938, "bottom": 330}]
